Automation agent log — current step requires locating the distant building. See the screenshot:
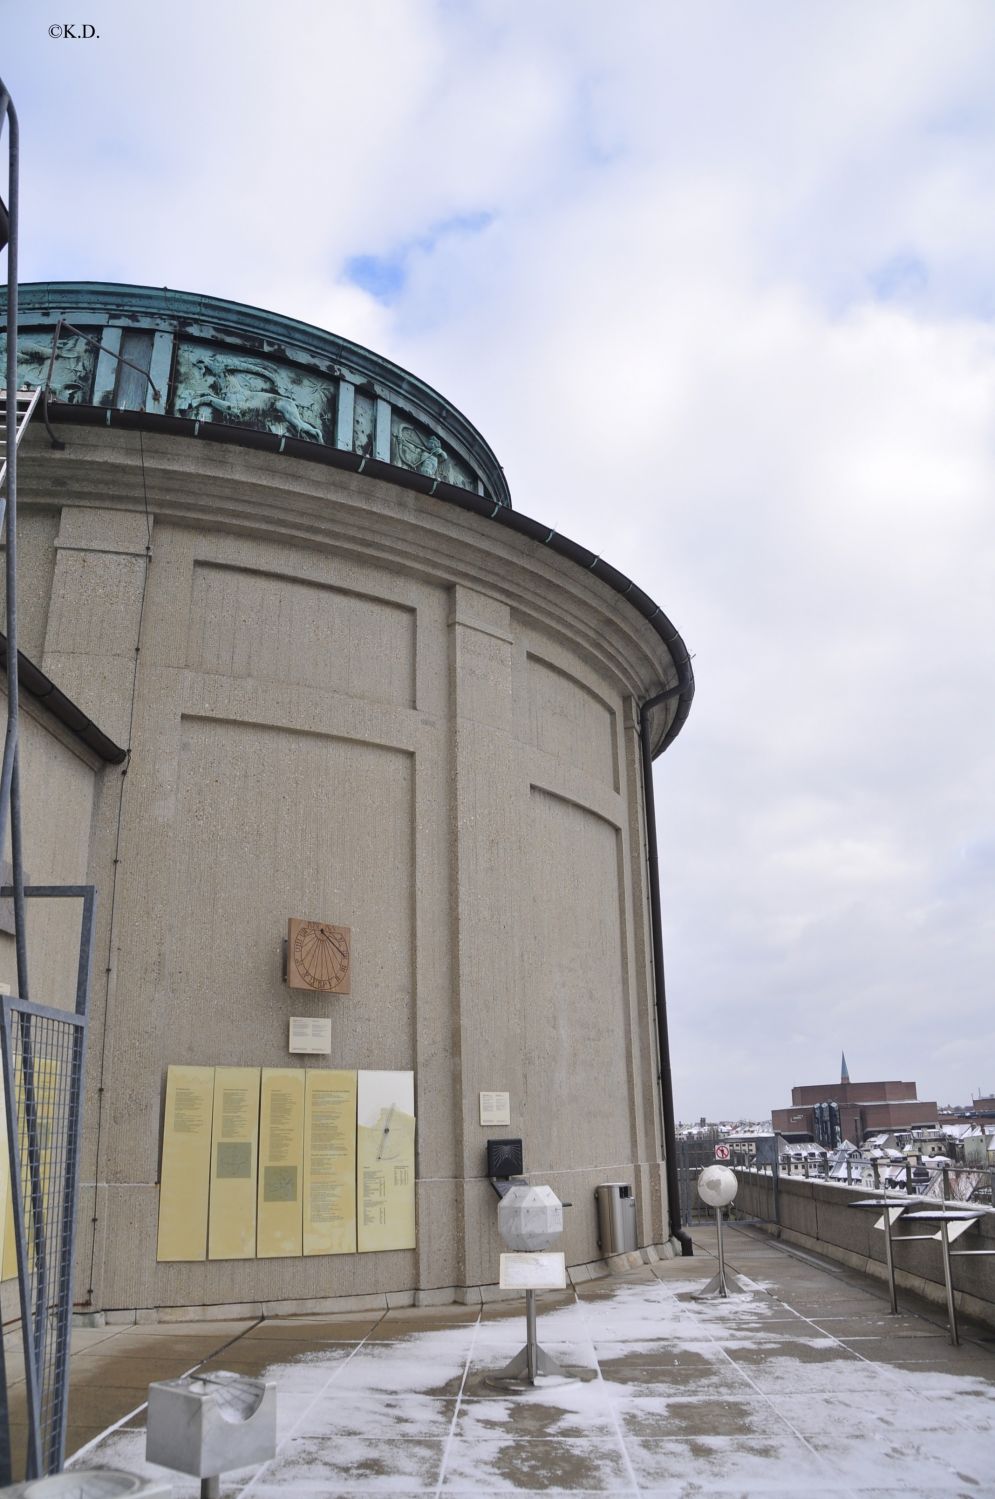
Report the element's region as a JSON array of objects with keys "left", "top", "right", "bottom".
[
  {"left": 771, "top": 1060, "right": 938, "bottom": 1146},
  {"left": 938, "top": 1093, "right": 995, "bottom": 1128}
]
